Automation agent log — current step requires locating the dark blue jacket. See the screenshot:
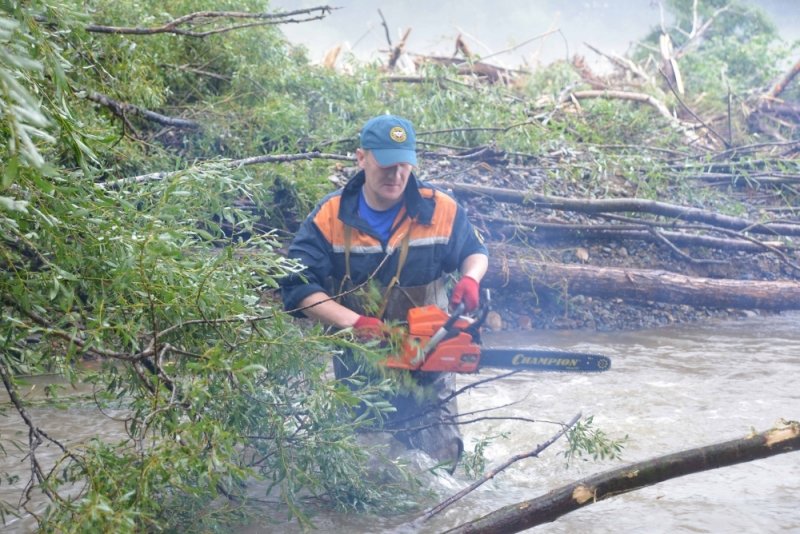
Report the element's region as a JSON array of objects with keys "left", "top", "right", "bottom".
[{"left": 280, "top": 170, "right": 488, "bottom": 315}]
